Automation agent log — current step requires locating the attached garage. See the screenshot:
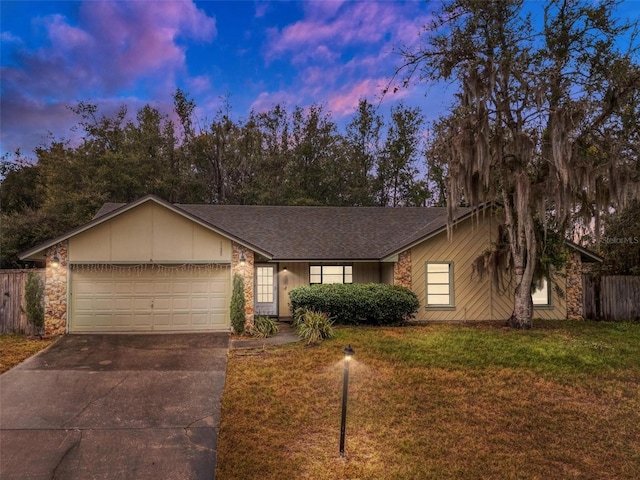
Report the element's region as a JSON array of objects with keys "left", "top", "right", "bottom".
[
  {"left": 70, "top": 266, "right": 230, "bottom": 333},
  {"left": 17, "top": 197, "right": 241, "bottom": 334}
]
